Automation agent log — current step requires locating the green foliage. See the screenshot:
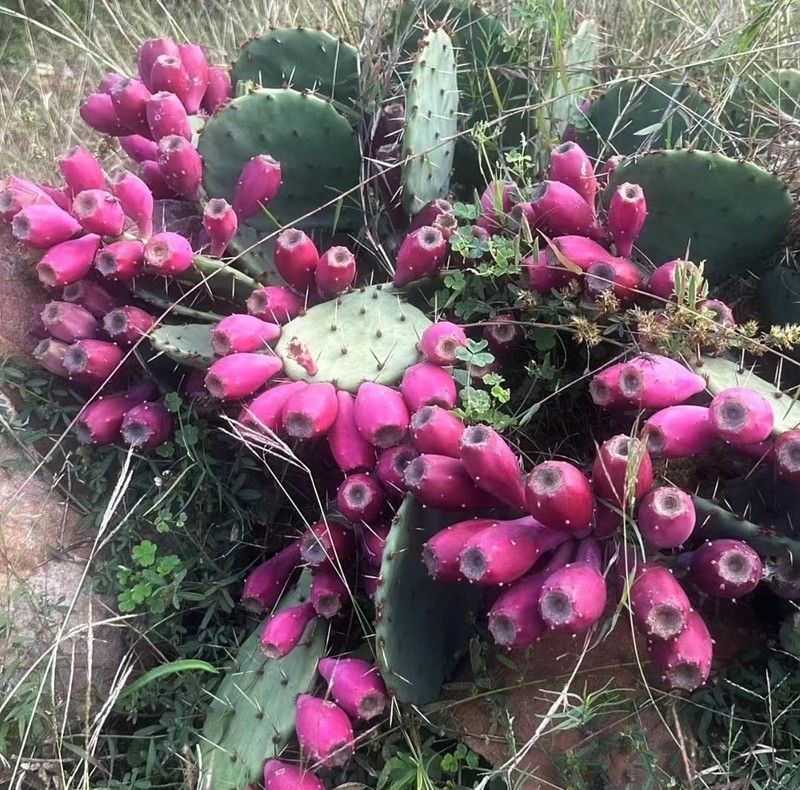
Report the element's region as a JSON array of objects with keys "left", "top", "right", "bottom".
[{"left": 149, "top": 321, "right": 218, "bottom": 369}]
